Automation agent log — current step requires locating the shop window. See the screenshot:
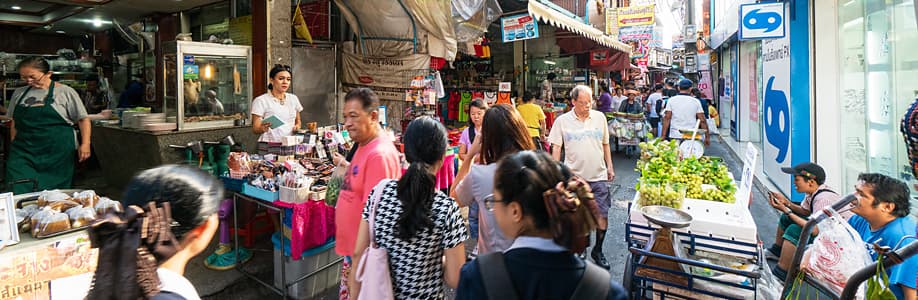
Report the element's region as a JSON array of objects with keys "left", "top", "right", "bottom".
[{"left": 837, "top": 0, "right": 918, "bottom": 202}]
